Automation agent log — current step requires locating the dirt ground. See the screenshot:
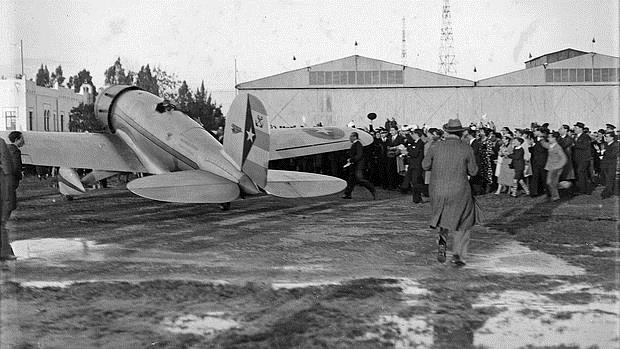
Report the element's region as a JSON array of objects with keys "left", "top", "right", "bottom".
[{"left": 1, "top": 176, "right": 618, "bottom": 349}]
